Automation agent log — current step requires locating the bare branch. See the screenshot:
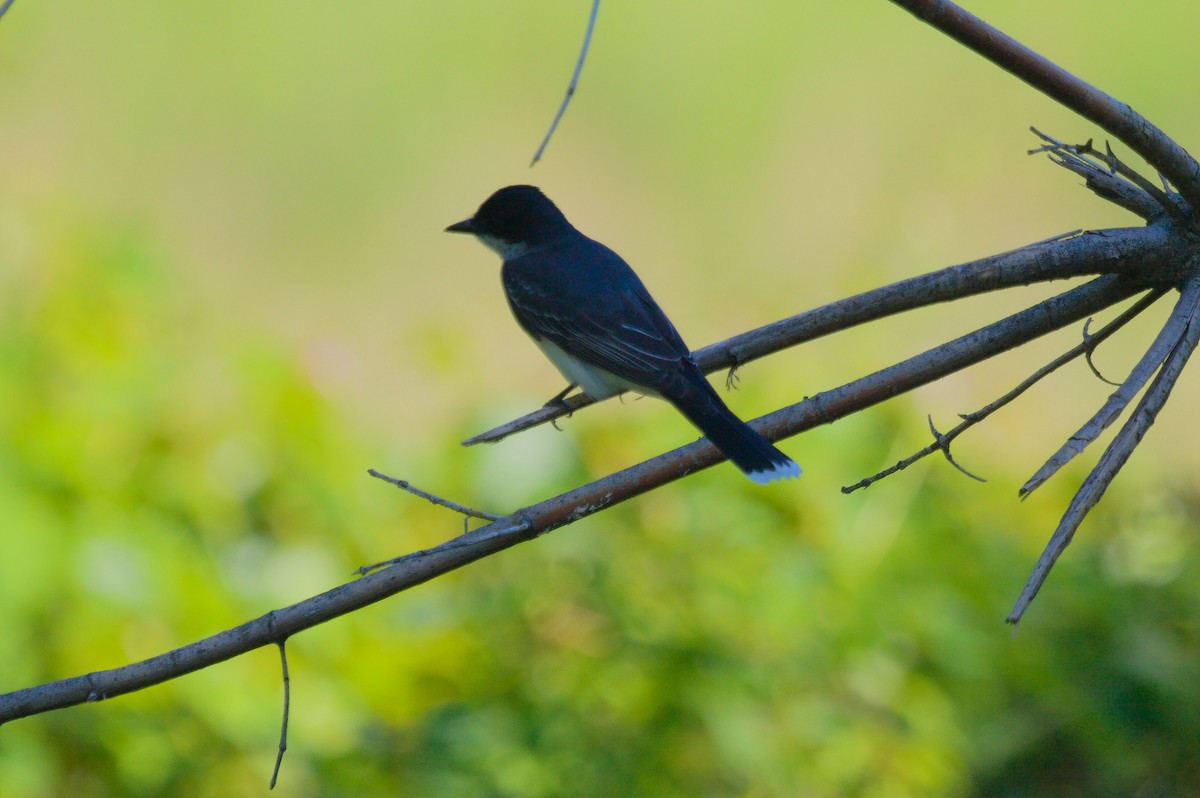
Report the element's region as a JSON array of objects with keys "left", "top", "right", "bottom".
[
  {"left": 530, "top": 0, "right": 601, "bottom": 166},
  {"left": 889, "top": 0, "right": 1200, "bottom": 213},
  {"left": 0, "top": 0, "right": 15, "bottom": 22},
  {"left": 367, "top": 468, "right": 502, "bottom": 521},
  {"left": 1009, "top": 273, "right": 1200, "bottom": 625},
  {"left": 464, "top": 224, "right": 1183, "bottom": 445},
  {"left": 1030, "top": 129, "right": 1168, "bottom": 221},
  {"left": 1021, "top": 277, "right": 1200, "bottom": 498},
  {"left": 843, "top": 288, "right": 1167, "bottom": 492},
  {"left": 1031, "top": 129, "right": 1187, "bottom": 223}
]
